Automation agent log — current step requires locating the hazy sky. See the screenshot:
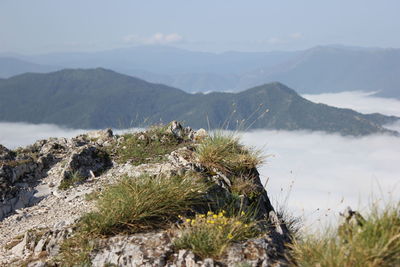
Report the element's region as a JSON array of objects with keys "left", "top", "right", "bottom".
[{"left": 1, "top": 0, "right": 400, "bottom": 54}]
